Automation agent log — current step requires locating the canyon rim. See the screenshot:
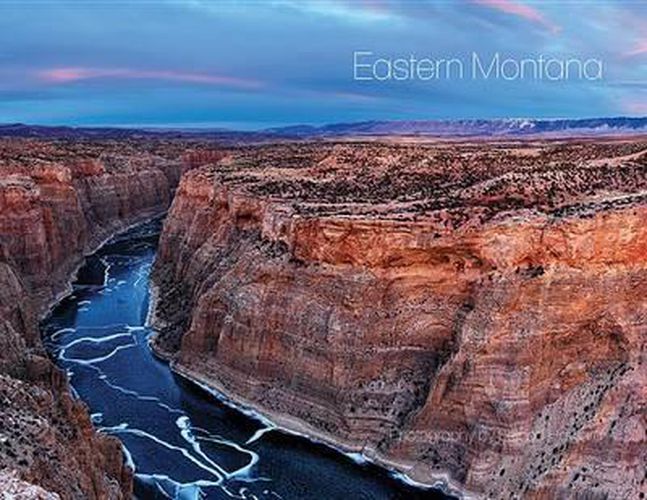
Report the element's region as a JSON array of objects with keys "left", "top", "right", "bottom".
[{"left": 150, "top": 138, "right": 646, "bottom": 499}]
